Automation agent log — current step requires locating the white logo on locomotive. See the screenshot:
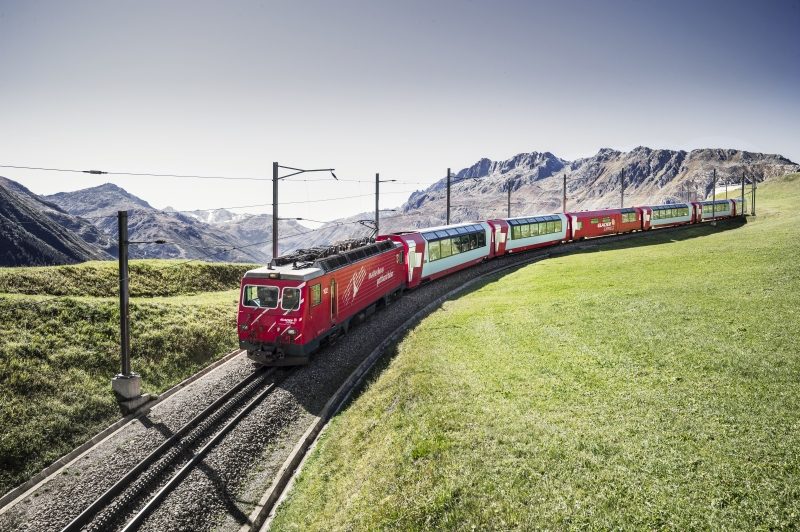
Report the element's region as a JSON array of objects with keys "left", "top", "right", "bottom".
[{"left": 343, "top": 266, "right": 368, "bottom": 304}]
